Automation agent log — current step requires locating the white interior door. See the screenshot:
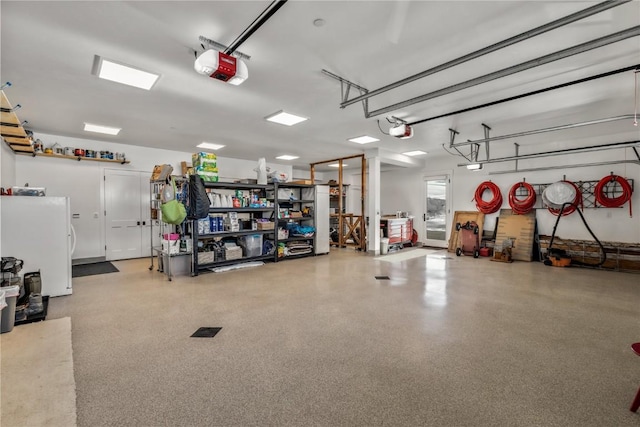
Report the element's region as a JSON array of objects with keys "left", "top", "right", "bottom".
[
  {"left": 139, "top": 174, "right": 154, "bottom": 258},
  {"left": 424, "top": 175, "right": 450, "bottom": 248},
  {"left": 105, "top": 170, "right": 144, "bottom": 260}
]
